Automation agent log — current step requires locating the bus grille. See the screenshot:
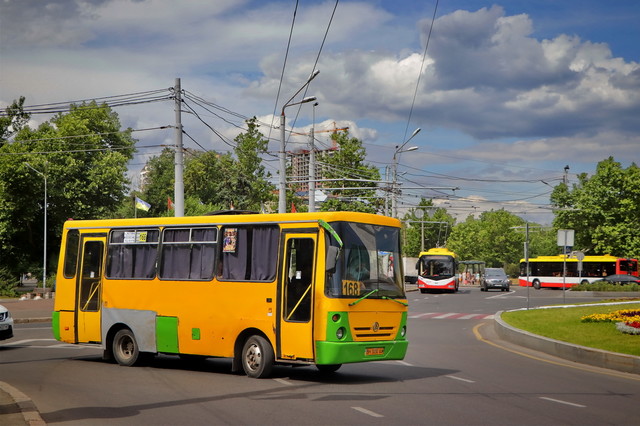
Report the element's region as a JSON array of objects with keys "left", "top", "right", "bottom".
[{"left": 349, "top": 312, "right": 401, "bottom": 341}]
